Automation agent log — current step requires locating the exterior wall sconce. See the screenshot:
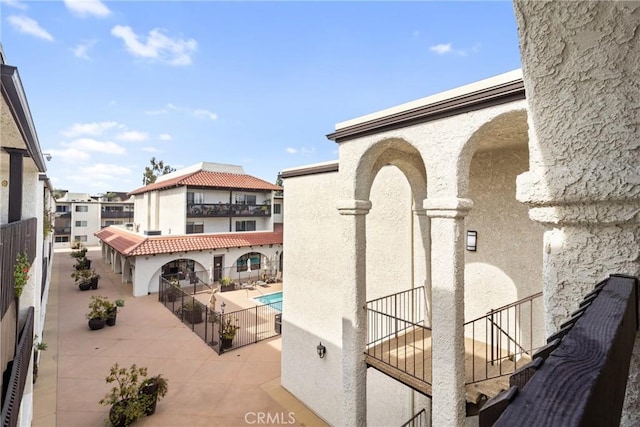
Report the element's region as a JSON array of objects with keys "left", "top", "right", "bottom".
[
  {"left": 317, "top": 342, "right": 326, "bottom": 358},
  {"left": 466, "top": 231, "right": 477, "bottom": 251}
]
